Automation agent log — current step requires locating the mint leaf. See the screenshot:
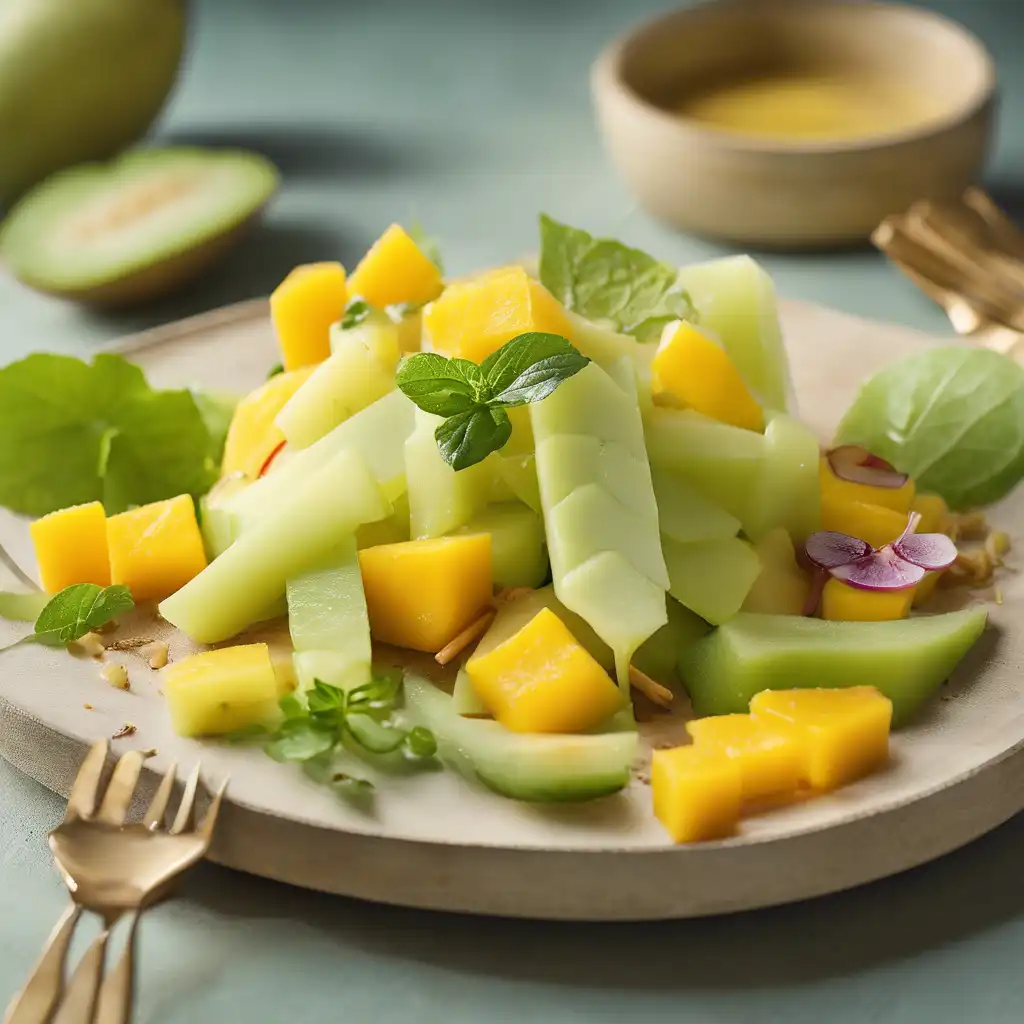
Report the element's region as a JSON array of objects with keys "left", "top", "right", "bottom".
[
  {"left": 0, "top": 590, "right": 49, "bottom": 623},
  {"left": 835, "top": 347, "right": 1024, "bottom": 510},
  {"left": 265, "top": 719, "right": 337, "bottom": 763},
  {"left": 341, "top": 298, "right": 373, "bottom": 330},
  {"left": 483, "top": 333, "right": 589, "bottom": 406},
  {"left": 409, "top": 221, "right": 444, "bottom": 274},
  {"left": 395, "top": 353, "right": 489, "bottom": 417},
  {"left": 30, "top": 583, "right": 134, "bottom": 647},
  {"left": 0, "top": 353, "right": 217, "bottom": 517},
  {"left": 435, "top": 407, "right": 511, "bottom": 471},
  {"left": 538, "top": 215, "right": 693, "bottom": 341}
]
